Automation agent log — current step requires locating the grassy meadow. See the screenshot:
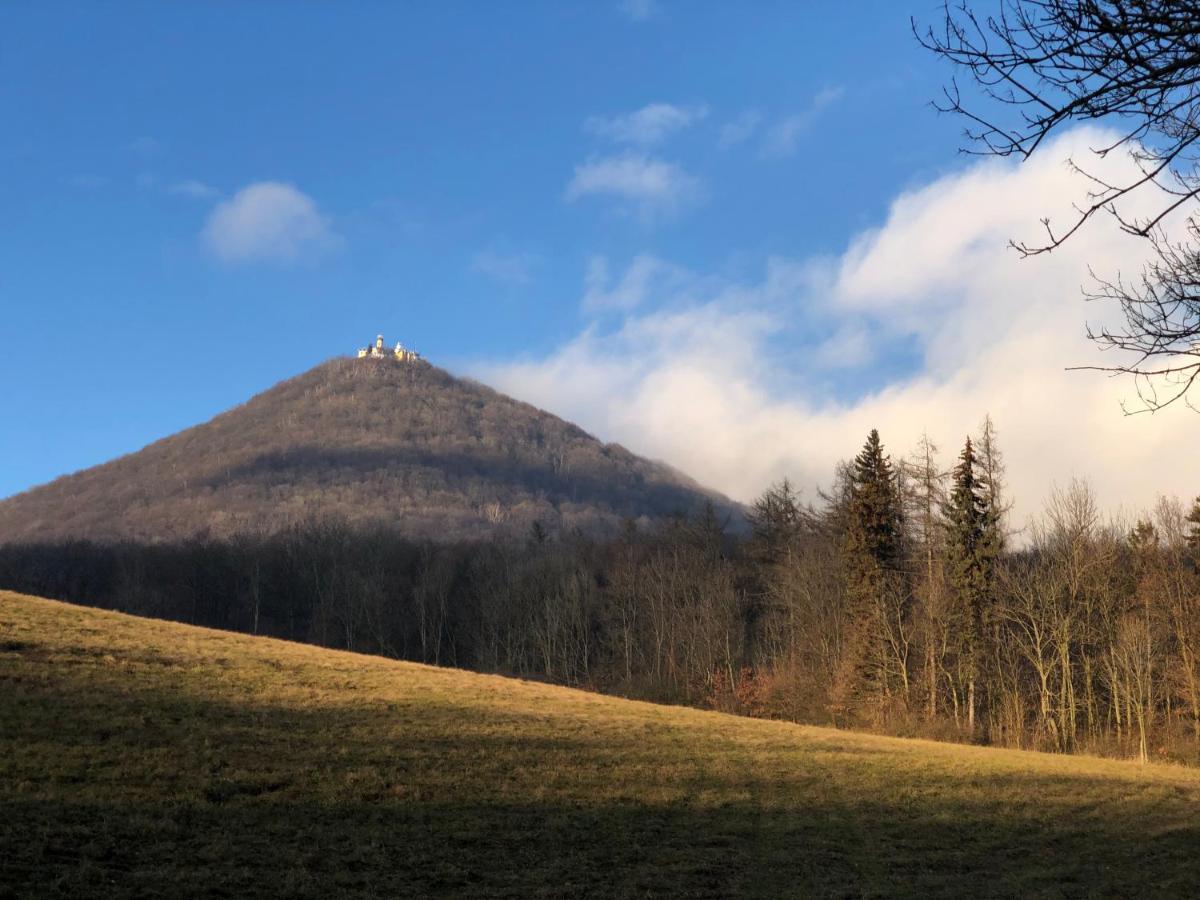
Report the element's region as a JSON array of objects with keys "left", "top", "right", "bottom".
[{"left": 3, "top": 590, "right": 1200, "bottom": 898}]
